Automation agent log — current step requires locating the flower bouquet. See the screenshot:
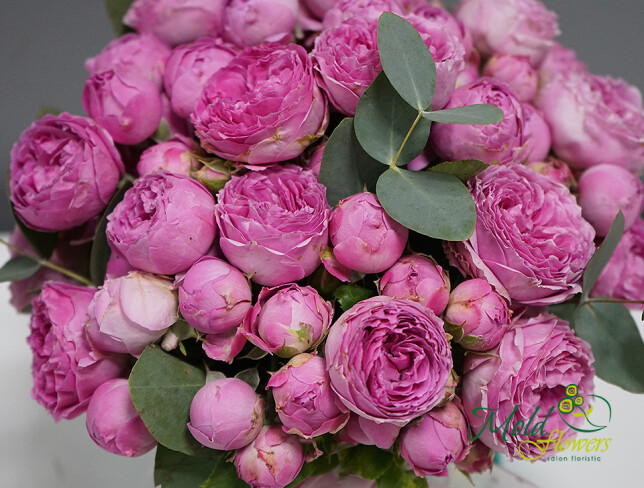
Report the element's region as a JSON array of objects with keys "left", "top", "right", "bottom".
[{"left": 2, "top": 0, "right": 644, "bottom": 487}]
